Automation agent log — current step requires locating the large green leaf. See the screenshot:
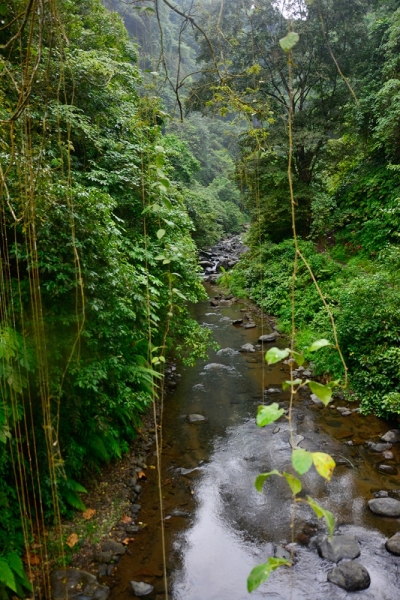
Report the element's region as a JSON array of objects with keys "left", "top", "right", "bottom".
[
  {"left": 308, "top": 339, "right": 332, "bottom": 352},
  {"left": 292, "top": 448, "right": 313, "bottom": 475},
  {"left": 265, "top": 347, "right": 289, "bottom": 365},
  {"left": 256, "top": 403, "right": 284, "bottom": 427},
  {"left": 247, "top": 557, "right": 290, "bottom": 592},
  {"left": 292, "top": 351, "right": 305, "bottom": 366},
  {"left": 308, "top": 381, "right": 332, "bottom": 405},
  {"left": 282, "top": 378, "right": 302, "bottom": 391}
]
